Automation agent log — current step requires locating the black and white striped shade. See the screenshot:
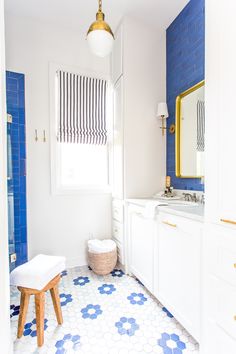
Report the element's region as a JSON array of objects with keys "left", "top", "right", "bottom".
[{"left": 58, "top": 70, "right": 107, "bottom": 145}]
